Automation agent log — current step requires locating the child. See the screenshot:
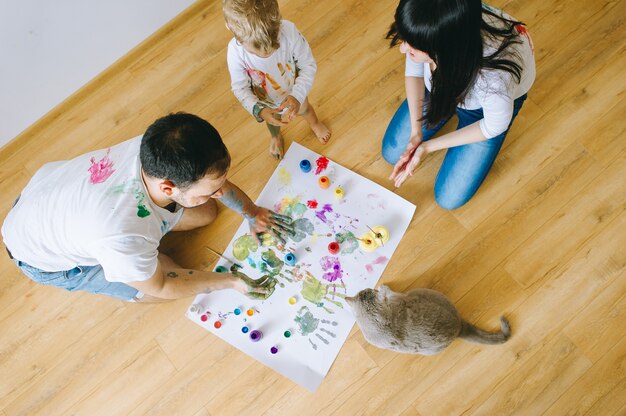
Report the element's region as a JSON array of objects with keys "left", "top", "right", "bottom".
[{"left": 223, "top": 0, "right": 331, "bottom": 160}]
